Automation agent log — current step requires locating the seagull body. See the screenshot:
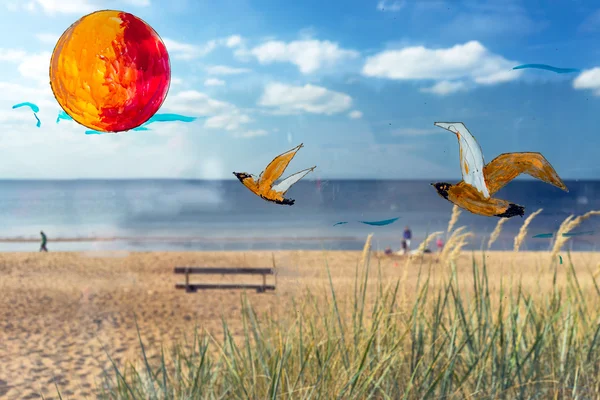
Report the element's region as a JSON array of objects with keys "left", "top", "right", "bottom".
[
  {"left": 431, "top": 122, "right": 568, "bottom": 218},
  {"left": 233, "top": 143, "right": 316, "bottom": 205}
]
